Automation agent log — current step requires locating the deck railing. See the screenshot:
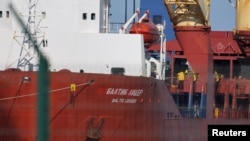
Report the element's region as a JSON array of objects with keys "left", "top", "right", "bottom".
[
  {"left": 167, "top": 76, "right": 250, "bottom": 119},
  {"left": 177, "top": 107, "right": 250, "bottom": 119},
  {"left": 178, "top": 107, "right": 206, "bottom": 118},
  {"left": 213, "top": 107, "right": 250, "bottom": 119}
]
